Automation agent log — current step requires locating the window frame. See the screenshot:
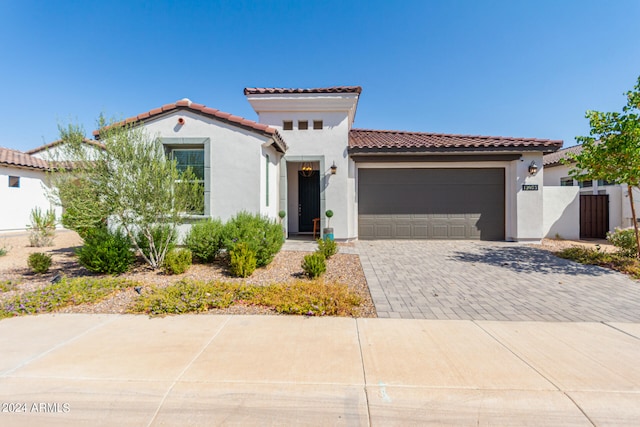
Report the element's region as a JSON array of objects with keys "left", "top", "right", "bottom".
[
  {"left": 8, "top": 176, "right": 20, "bottom": 188},
  {"left": 560, "top": 177, "right": 574, "bottom": 187}
]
